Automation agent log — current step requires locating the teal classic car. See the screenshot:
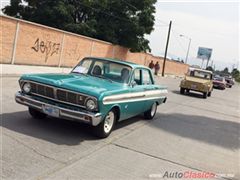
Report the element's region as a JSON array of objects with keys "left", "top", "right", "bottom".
[{"left": 15, "top": 57, "right": 167, "bottom": 138}]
